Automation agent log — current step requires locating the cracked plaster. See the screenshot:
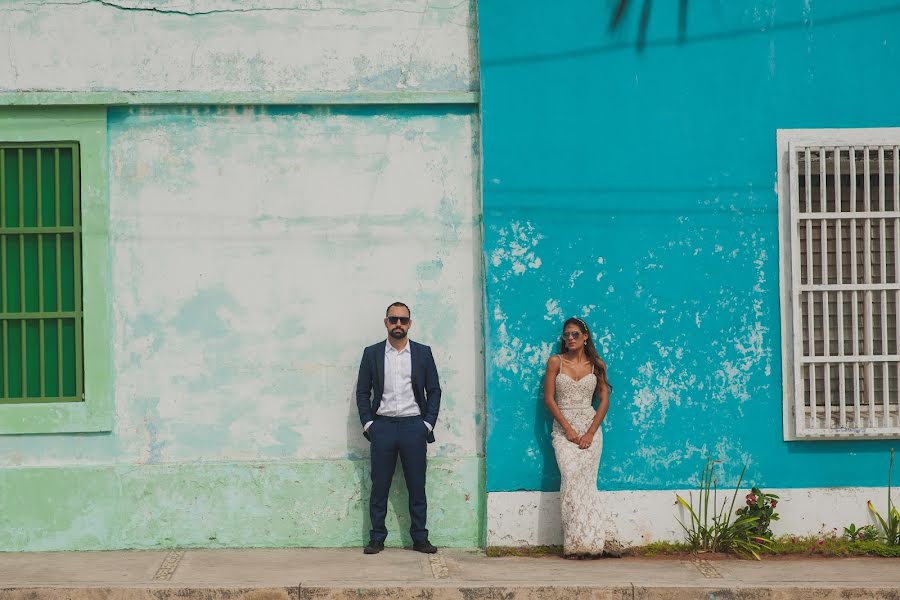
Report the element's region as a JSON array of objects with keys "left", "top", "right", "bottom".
[{"left": 0, "top": 0, "right": 476, "bottom": 93}]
